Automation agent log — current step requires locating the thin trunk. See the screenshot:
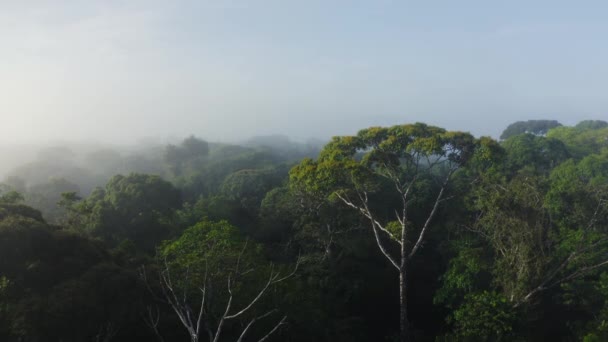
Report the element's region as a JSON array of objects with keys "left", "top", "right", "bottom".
[
  {"left": 400, "top": 216, "right": 410, "bottom": 342},
  {"left": 399, "top": 268, "right": 410, "bottom": 342},
  {"left": 400, "top": 212, "right": 410, "bottom": 342}
]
